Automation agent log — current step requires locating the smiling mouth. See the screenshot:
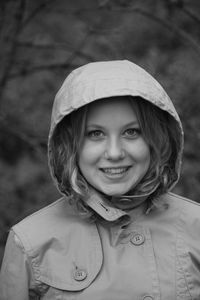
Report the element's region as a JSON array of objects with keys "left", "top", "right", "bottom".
[{"left": 100, "top": 166, "right": 131, "bottom": 175}]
